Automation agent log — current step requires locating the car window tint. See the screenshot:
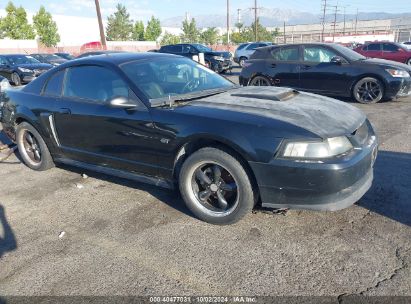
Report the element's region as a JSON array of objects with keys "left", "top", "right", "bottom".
[
  {"left": 63, "top": 66, "right": 129, "bottom": 102},
  {"left": 166, "top": 45, "right": 182, "bottom": 53},
  {"left": 0, "top": 56, "right": 8, "bottom": 65},
  {"left": 246, "top": 43, "right": 259, "bottom": 50},
  {"left": 383, "top": 43, "right": 400, "bottom": 52},
  {"left": 272, "top": 46, "right": 300, "bottom": 61},
  {"left": 182, "top": 45, "right": 195, "bottom": 54},
  {"left": 237, "top": 44, "right": 249, "bottom": 50},
  {"left": 303, "top": 46, "right": 338, "bottom": 62},
  {"left": 44, "top": 70, "right": 65, "bottom": 96},
  {"left": 367, "top": 44, "right": 381, "bottom": 51}
]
